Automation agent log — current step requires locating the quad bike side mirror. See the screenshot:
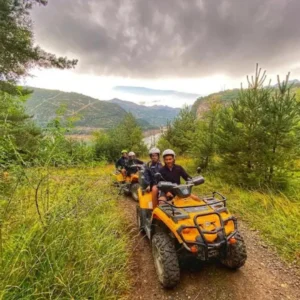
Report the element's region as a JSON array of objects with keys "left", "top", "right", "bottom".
[
  {"left": 192, "top": 176, "right": 205, "bottom": 186},
  {"left": 197, "top": 167, "right": 202, "bottom": 174}
]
